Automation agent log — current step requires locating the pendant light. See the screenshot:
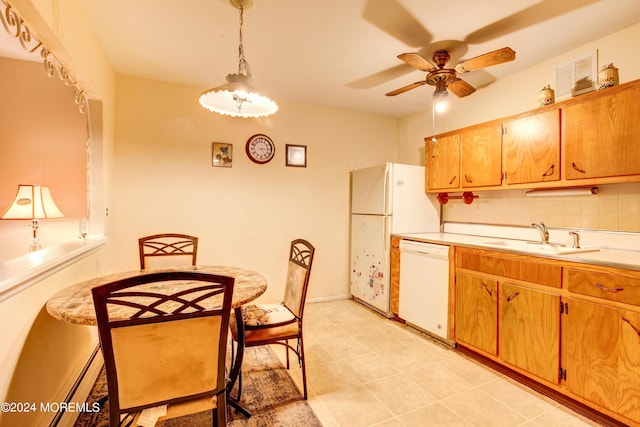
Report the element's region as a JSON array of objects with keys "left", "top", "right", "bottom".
[{"left": 199, "top": 0, "right": 278, "bottom": 118}]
